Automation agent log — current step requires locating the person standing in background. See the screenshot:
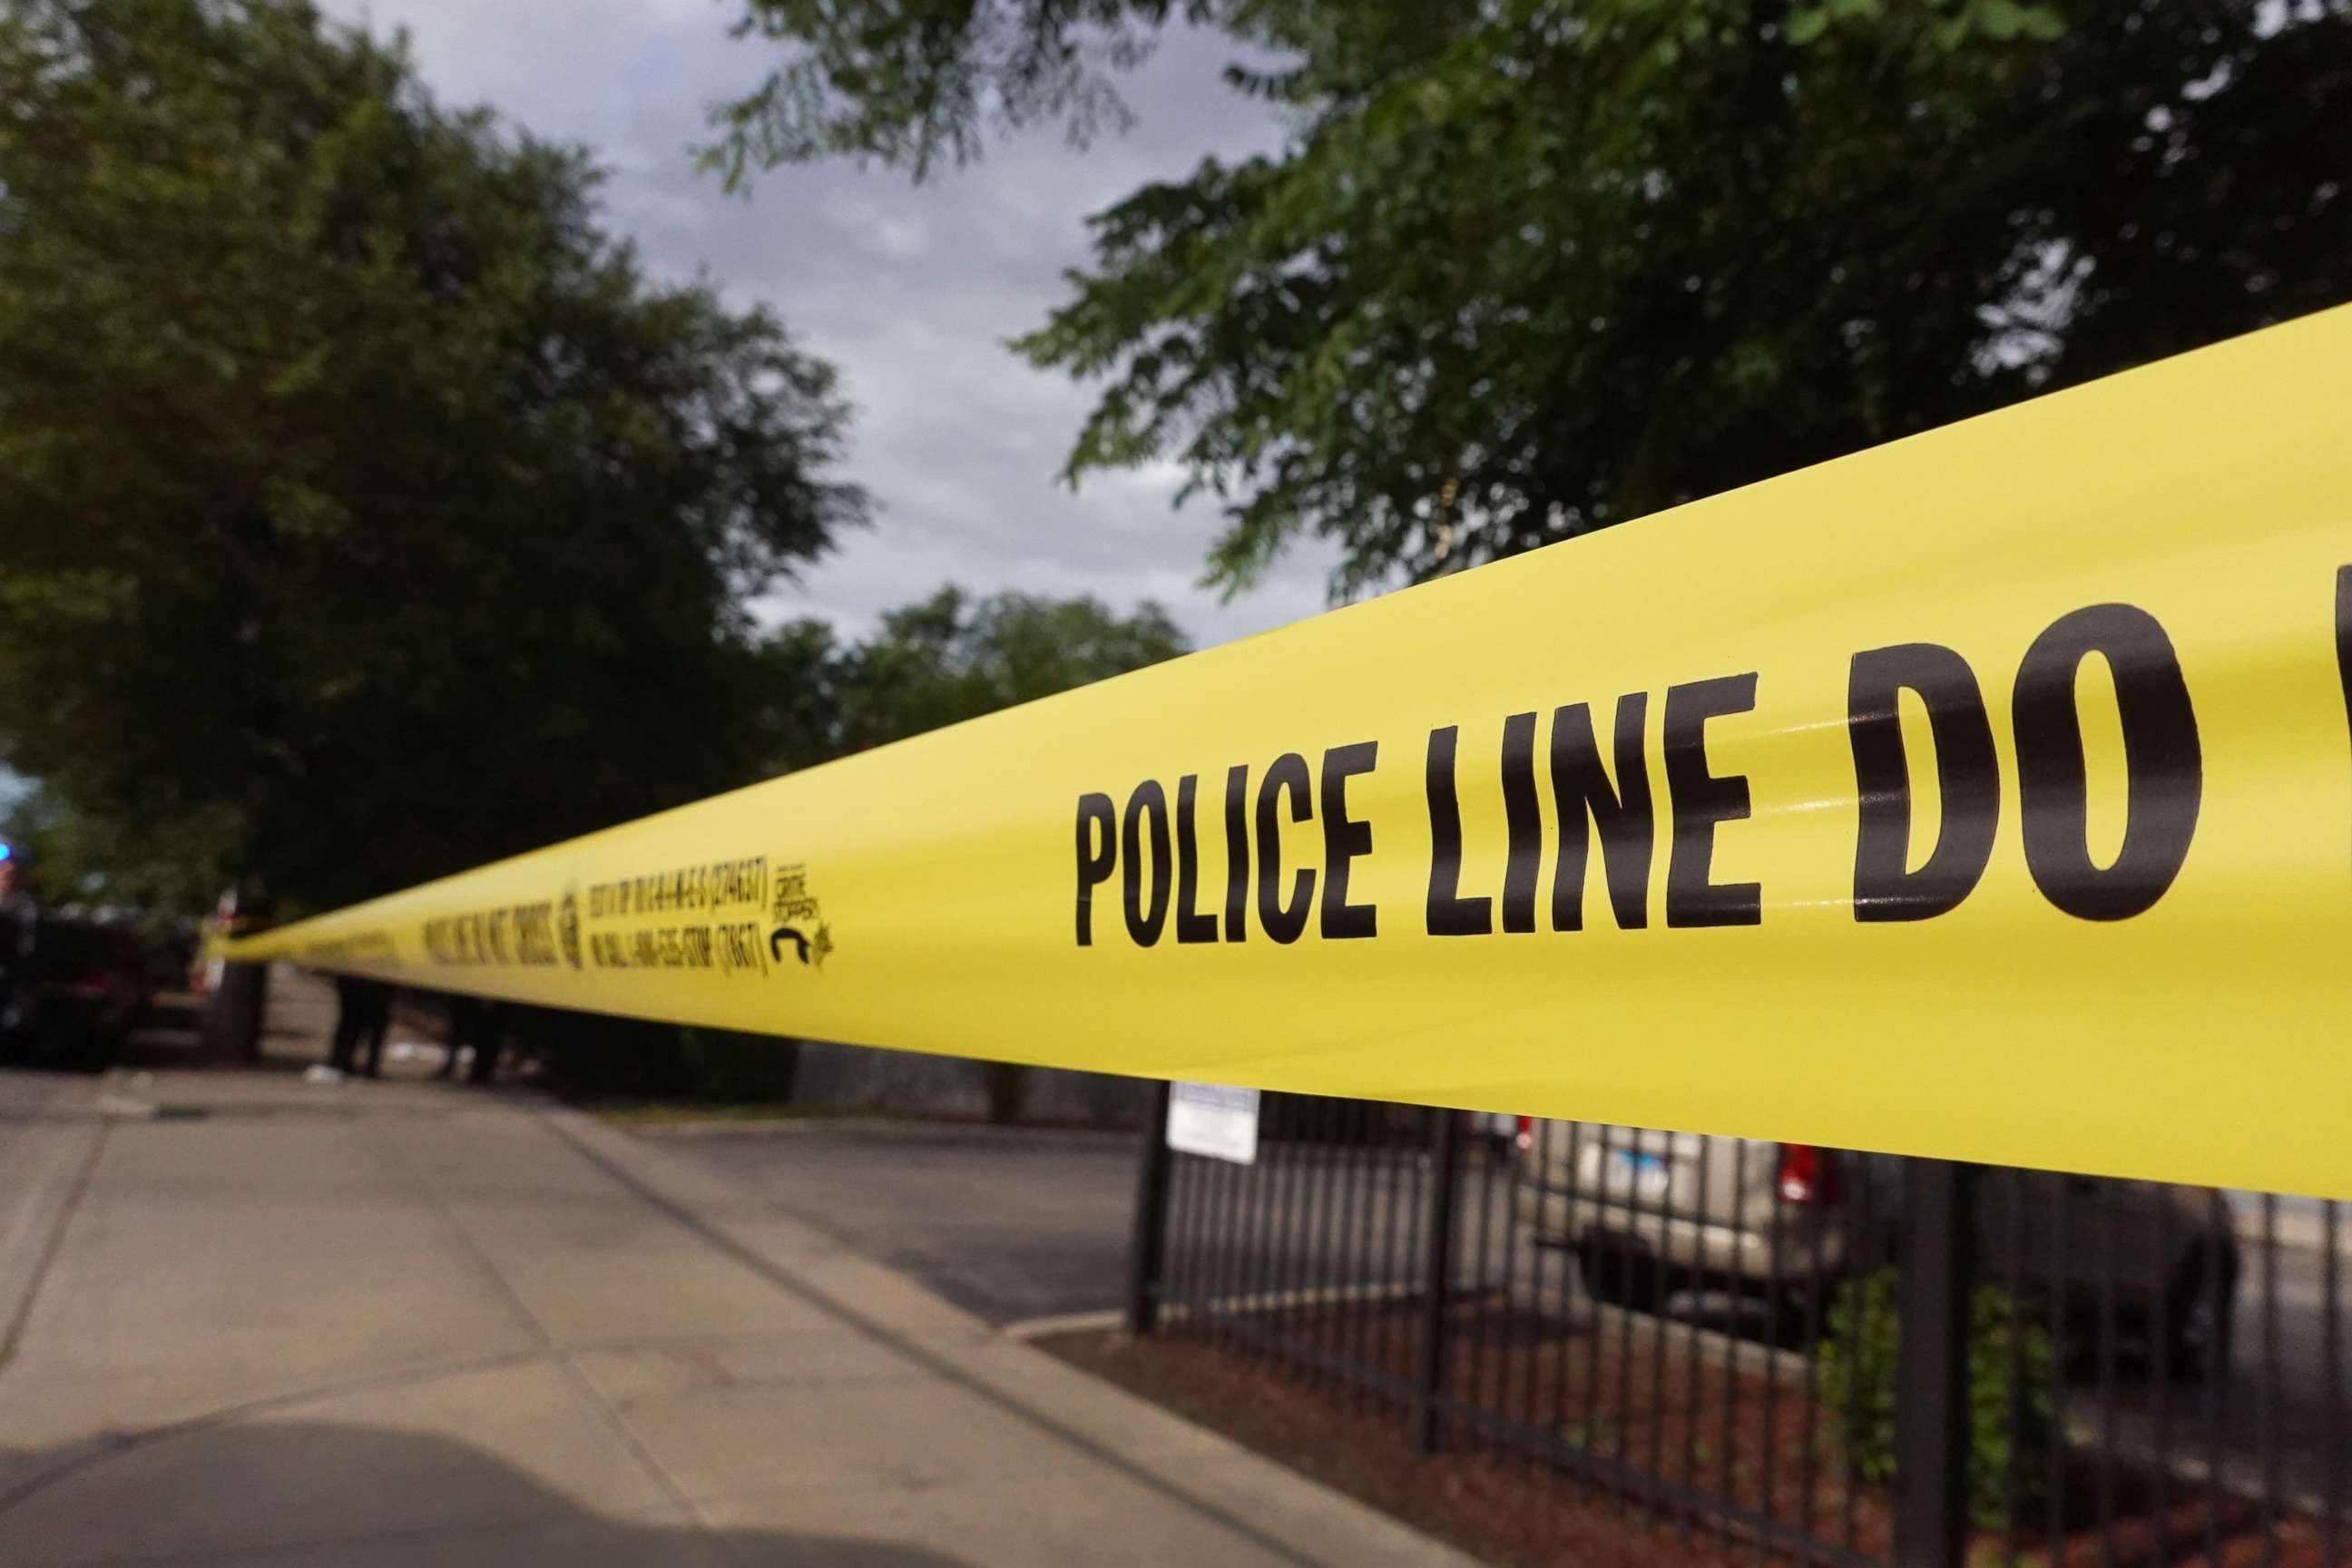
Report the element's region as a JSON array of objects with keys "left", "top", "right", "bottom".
[
  {"left": 0, "top": 845, "right": 38, "bottom": 1049},
  {"left": 328, "top": 975, "right": 390, "bottom": 1077},
  {"left": 434, "top": 993, "right": 471, "bottom": 1080},
  {"left": 466, "top": 1001, "right": 508, "bottom": 1085},
  {"left": 436, "top": 994, "right": 507, "bottom": 1084},
  {"left": 352, "top": 982, "right": 390, "bottom": 1078}
]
